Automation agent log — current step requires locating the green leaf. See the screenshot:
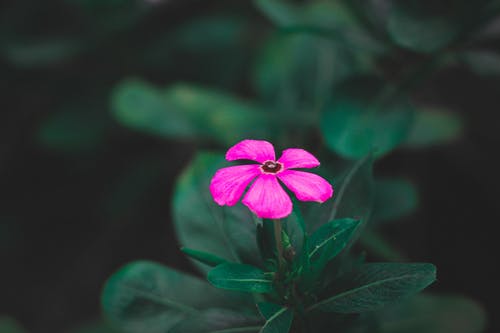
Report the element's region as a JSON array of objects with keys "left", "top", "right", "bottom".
[
  {"left": 387, "top": 4, "right": 456, "bottom": 53},
  {"left": 403, "top": 108, "right": 463, "bottom": 148},
  {"left": 379, "top": 294, "right": 486, "bottom": 333},
  {"left": 460, "top": 50, "right": 500, "bottom": 76},
  {"left": 208, "top": 263, "right": 273, "bottom": 293},
  {"left": 0, "top": 317, "right": 27, "bottom": 333},
  {"left": 257, "top": 303, "right": 293, "bottom": 333},
  {"left": 309, "top": 263, "right": 436, "bottom": 313},
  {"left": 68, "top": 321, "right": 121, "bottom": 333},
  {"left": 181, "top": 247, "right": 228, "bottom": 268},
  {"left": 308, "top": 218, "right": 360, "bottom": 263},
  {"left": 169, "top": 309, "right": 261, "bottom": 333},
  {"left": 306, "top": 154, "right": 375, "bottom": 233},
  {"left": 112, "top": 80, "right": 273, "bottom": 144},
  {"left": 321, "top": 76, "right": 415, "bottom": 159},
  {"left": 173, "top": 152, "right": 261, "bottom": 272},
  {"left": 253, "top": 33, "right": 365, "bottom": 104},
  {"left": 101, "top": 261, "right": 240, "bottom": 333},
  {"left": 371, "top": 178, "right": 418, "bottom": 224}
]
